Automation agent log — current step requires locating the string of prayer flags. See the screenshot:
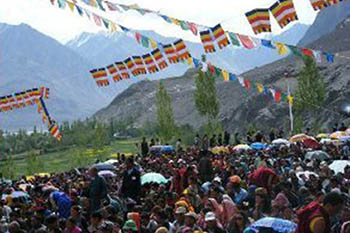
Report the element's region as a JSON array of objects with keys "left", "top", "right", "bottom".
[
  {"left": 237, "top": 34, "right": 255, "bottom": 49},
  {"left": 245, "top": 9, "right": 272, "bottom": 34},
  {"left": 90, "top": 68, "right": 110, "bottom": 87},
  {"left": 107, "top": 64, "right": 121, "bottom": 82},
  {"left": 326, "top": 0, "right": 341, "bottom": 6},
  {"left": 115, "top": 62, "right": 130, "bottom": 79},
  {"left": 309, "top": 0, "right": 328, "bottom": 10},
  {"left": 270, "top": 0, "right": 298, "bottom": 28},
  {"left": 200, "top": 30, "right": 216, "bottom": 53},
  {"left": 151, "top": 48, "right": 168, "bottom": 70},
  {"left": 132, "top": 56, "right": 147, "bottom": 76},
  {"left": 173, "top": 39, "right": 191, "bottom": 61},
  {"left": 163, "top": 44, "right": 179, "bottom": 63},
  {"left": 211, "top": 24, "right": 230, "bottom": 49},
  {"left": 142, "top": 54, "right": 159, "bottom": 73}
]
